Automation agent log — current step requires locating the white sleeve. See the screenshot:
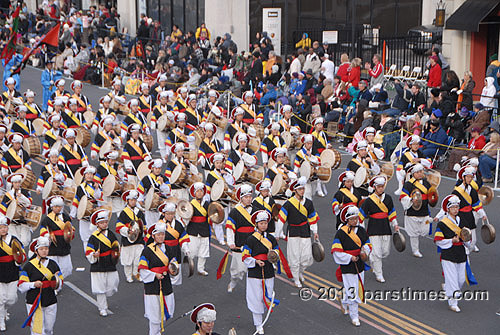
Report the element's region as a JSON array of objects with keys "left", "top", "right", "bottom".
[
  {"left": 420, "top": 158, "right": 432, "bottom": 168},
  {"left": 70, "top": 206, "right": 77, "bottom": 218},
  {"left": 476, "top": 208, "right": 486, "bottom": 218},
  {"left": 435, "top": 209, "right": 446, "bottom": 221},
  {"left": 362, "top": 244, "right": 371, "bottom": 256},
  {"left": 370, "top": 162, "right": 381, "bottom": 175},
  {"left": 435, "top": 238, "right": 453, "bottom": 249},
  {"left": 124, "top": 158, "right": 133, "bottom": 171},
  {"left": 275, "top": 219, "right": 284, "bottom": 239},
  {"left": 332, "top": 251, "right": 352, "bottom": 265},
  {"left": 18, "top": 281, "right": 36, "bottom": 293},
  {"left": 86, "top": 251, "right": 98, "bottom": 264},
  {"left": 119, "top": 226, "right": 129, "bottom": 238},
  {"left": 391, "top": 218, "right": 399, "bottom": 229},
  {"left": 310, "top": 223, "right": 318, "bottom": 234},
  {"left": 261, "top": 152, "right": 268, "bottom": 164},
  {"left": 226, "top": 228, "right": 235, "bottom": 246},
  {"left": 139, "top": 268, "right": 156, "bottom": 283},
  {"left": 400, "top": 193, "right": 412, "bottom": 210},
  {"left": 224, "top": 140, "right": 231, "bottom": 151},
  {"left": 151, "top": 121, "right": 156, "bottom": 130},
  {"left": 243, "top": 256, "right": 256, "bottom": 268}
]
